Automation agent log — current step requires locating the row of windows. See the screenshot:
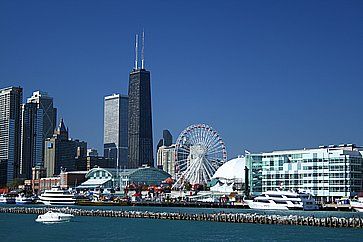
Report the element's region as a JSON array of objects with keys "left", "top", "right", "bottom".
[
  {"left": 263, "top": 174, "right": 301, "bottom": 179},
  {"left": 262, "top": 186, "right": 355, "bottom": 193},
  {"left": 262, "top": 157, "right": 363, "bottom": 165}
]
